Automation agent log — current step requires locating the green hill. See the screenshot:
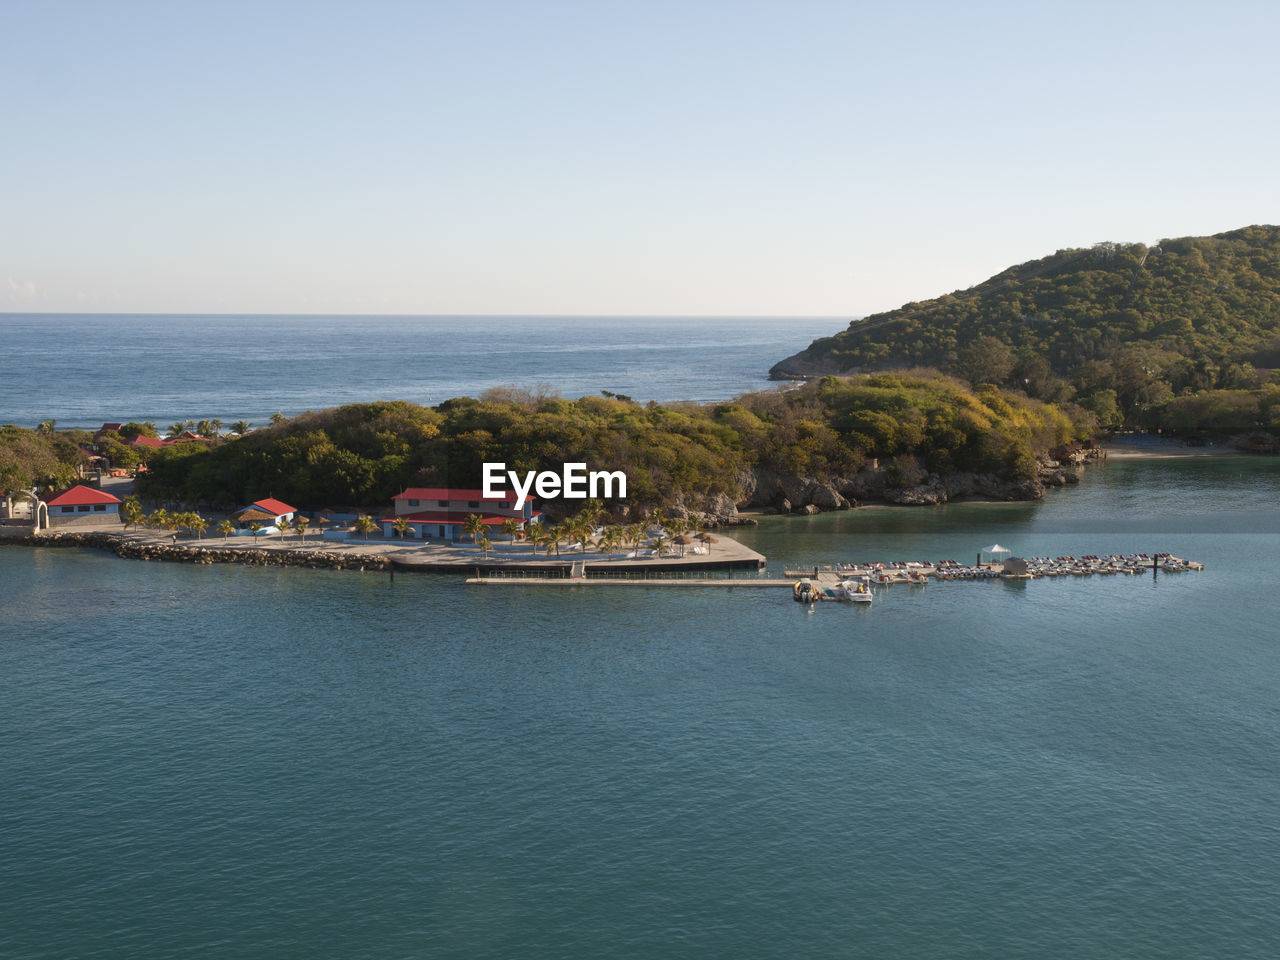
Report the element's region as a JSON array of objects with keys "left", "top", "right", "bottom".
[{"left": 771, "top": 225, "right": 1280, "bottom": 427}]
